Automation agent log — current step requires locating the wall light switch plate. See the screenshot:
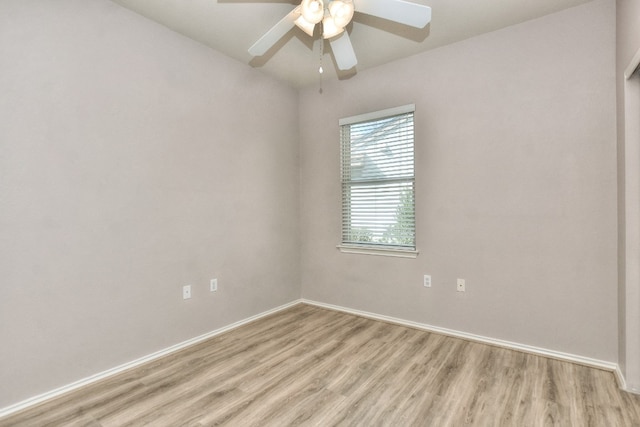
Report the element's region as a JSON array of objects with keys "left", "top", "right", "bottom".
[
  {"left": 183, "top": 285, "right": 192, "bottom": 299},
  {"left": 456, "top": 279, "right": 465, "bottom": 292},
  {"left": 210, "top": 278, "right": 218, "bottom": 292}
]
